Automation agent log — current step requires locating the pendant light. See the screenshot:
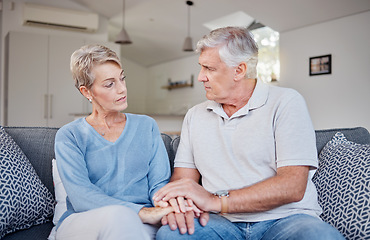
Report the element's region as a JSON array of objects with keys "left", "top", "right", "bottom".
[
  {"left": 115, "top": 0, "right": 132, "bottom": 44},
  {"left": 182, "top": 1, "right": 194, "bottom": 51}
]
